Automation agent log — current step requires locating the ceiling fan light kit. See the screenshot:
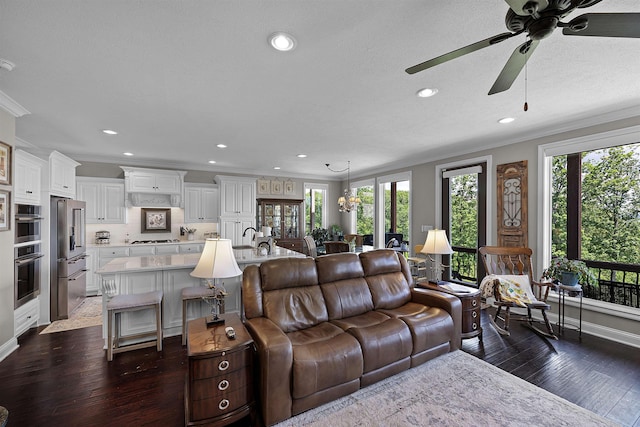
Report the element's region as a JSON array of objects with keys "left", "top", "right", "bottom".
[{"left": 406, "top": 0, "right": 639, "bottom": 96}]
